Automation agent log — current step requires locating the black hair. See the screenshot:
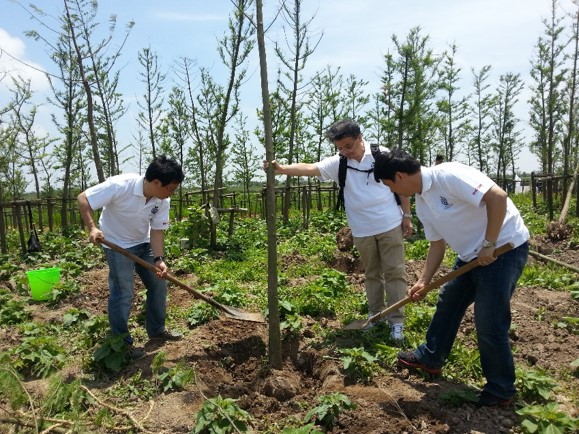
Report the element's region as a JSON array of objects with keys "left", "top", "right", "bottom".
[
  {"left": 324, "top": 119, "right": 361, "bottom": 143},
  {"left": 145, "top": 155, "right": 185, "bottom": 185},
  {"left": 373, "top": 149, "right": 421, "bottom": 182},
  {"left": 435, "top": 154, "right": 444, "bottom": 162}
]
